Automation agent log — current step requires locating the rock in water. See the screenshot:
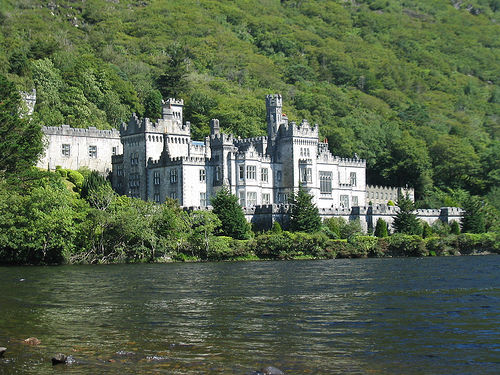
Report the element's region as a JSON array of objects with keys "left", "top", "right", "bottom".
[
  {"left": 0, "top": 347, "right": 6, "bottom": 357},
  {"left": 261, "top": 366, "right": 285, "bottom": 375},
  {"left": 24, "top": 337, "right": 41, "bottom": 345},
  {"left": 52, "top": 353, "right": 67, "bottom": 365}
]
